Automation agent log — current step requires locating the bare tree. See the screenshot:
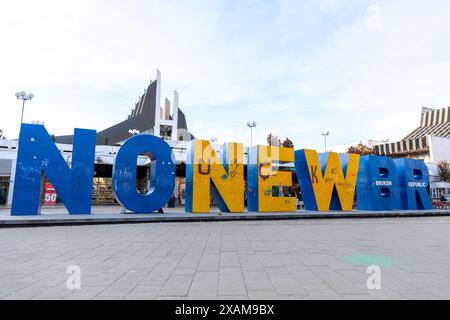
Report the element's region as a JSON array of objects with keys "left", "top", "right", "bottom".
[
  {"left": 437, "top": 160, "right": 450, "bottom": 182},
  {"left": 282, "top": 137, "right": 294, "bottom": 148},
  {"left": 267, "top": 133, "right": 280, "bottom": 146},
  {"left": 347, "top": 143, "right": 374, "bottom": 155}
]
